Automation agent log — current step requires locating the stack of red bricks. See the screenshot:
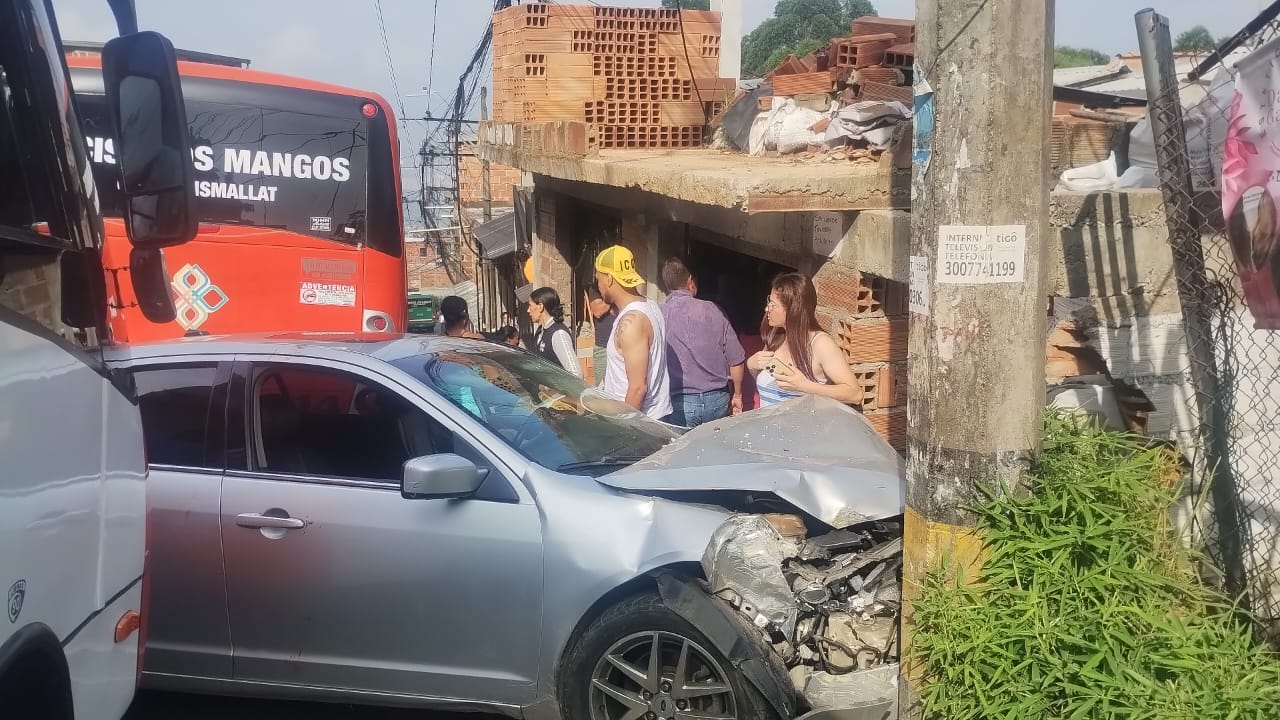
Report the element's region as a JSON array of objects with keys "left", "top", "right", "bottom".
[
  {"left": 811, "top": 265, "right": 909, "bottom": 452},
  {"left": 767, "top": 17, "right": 915, "bottom": 108},
  {"left": 492, "top": 3, "right": 734, "bottom": 149}
]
